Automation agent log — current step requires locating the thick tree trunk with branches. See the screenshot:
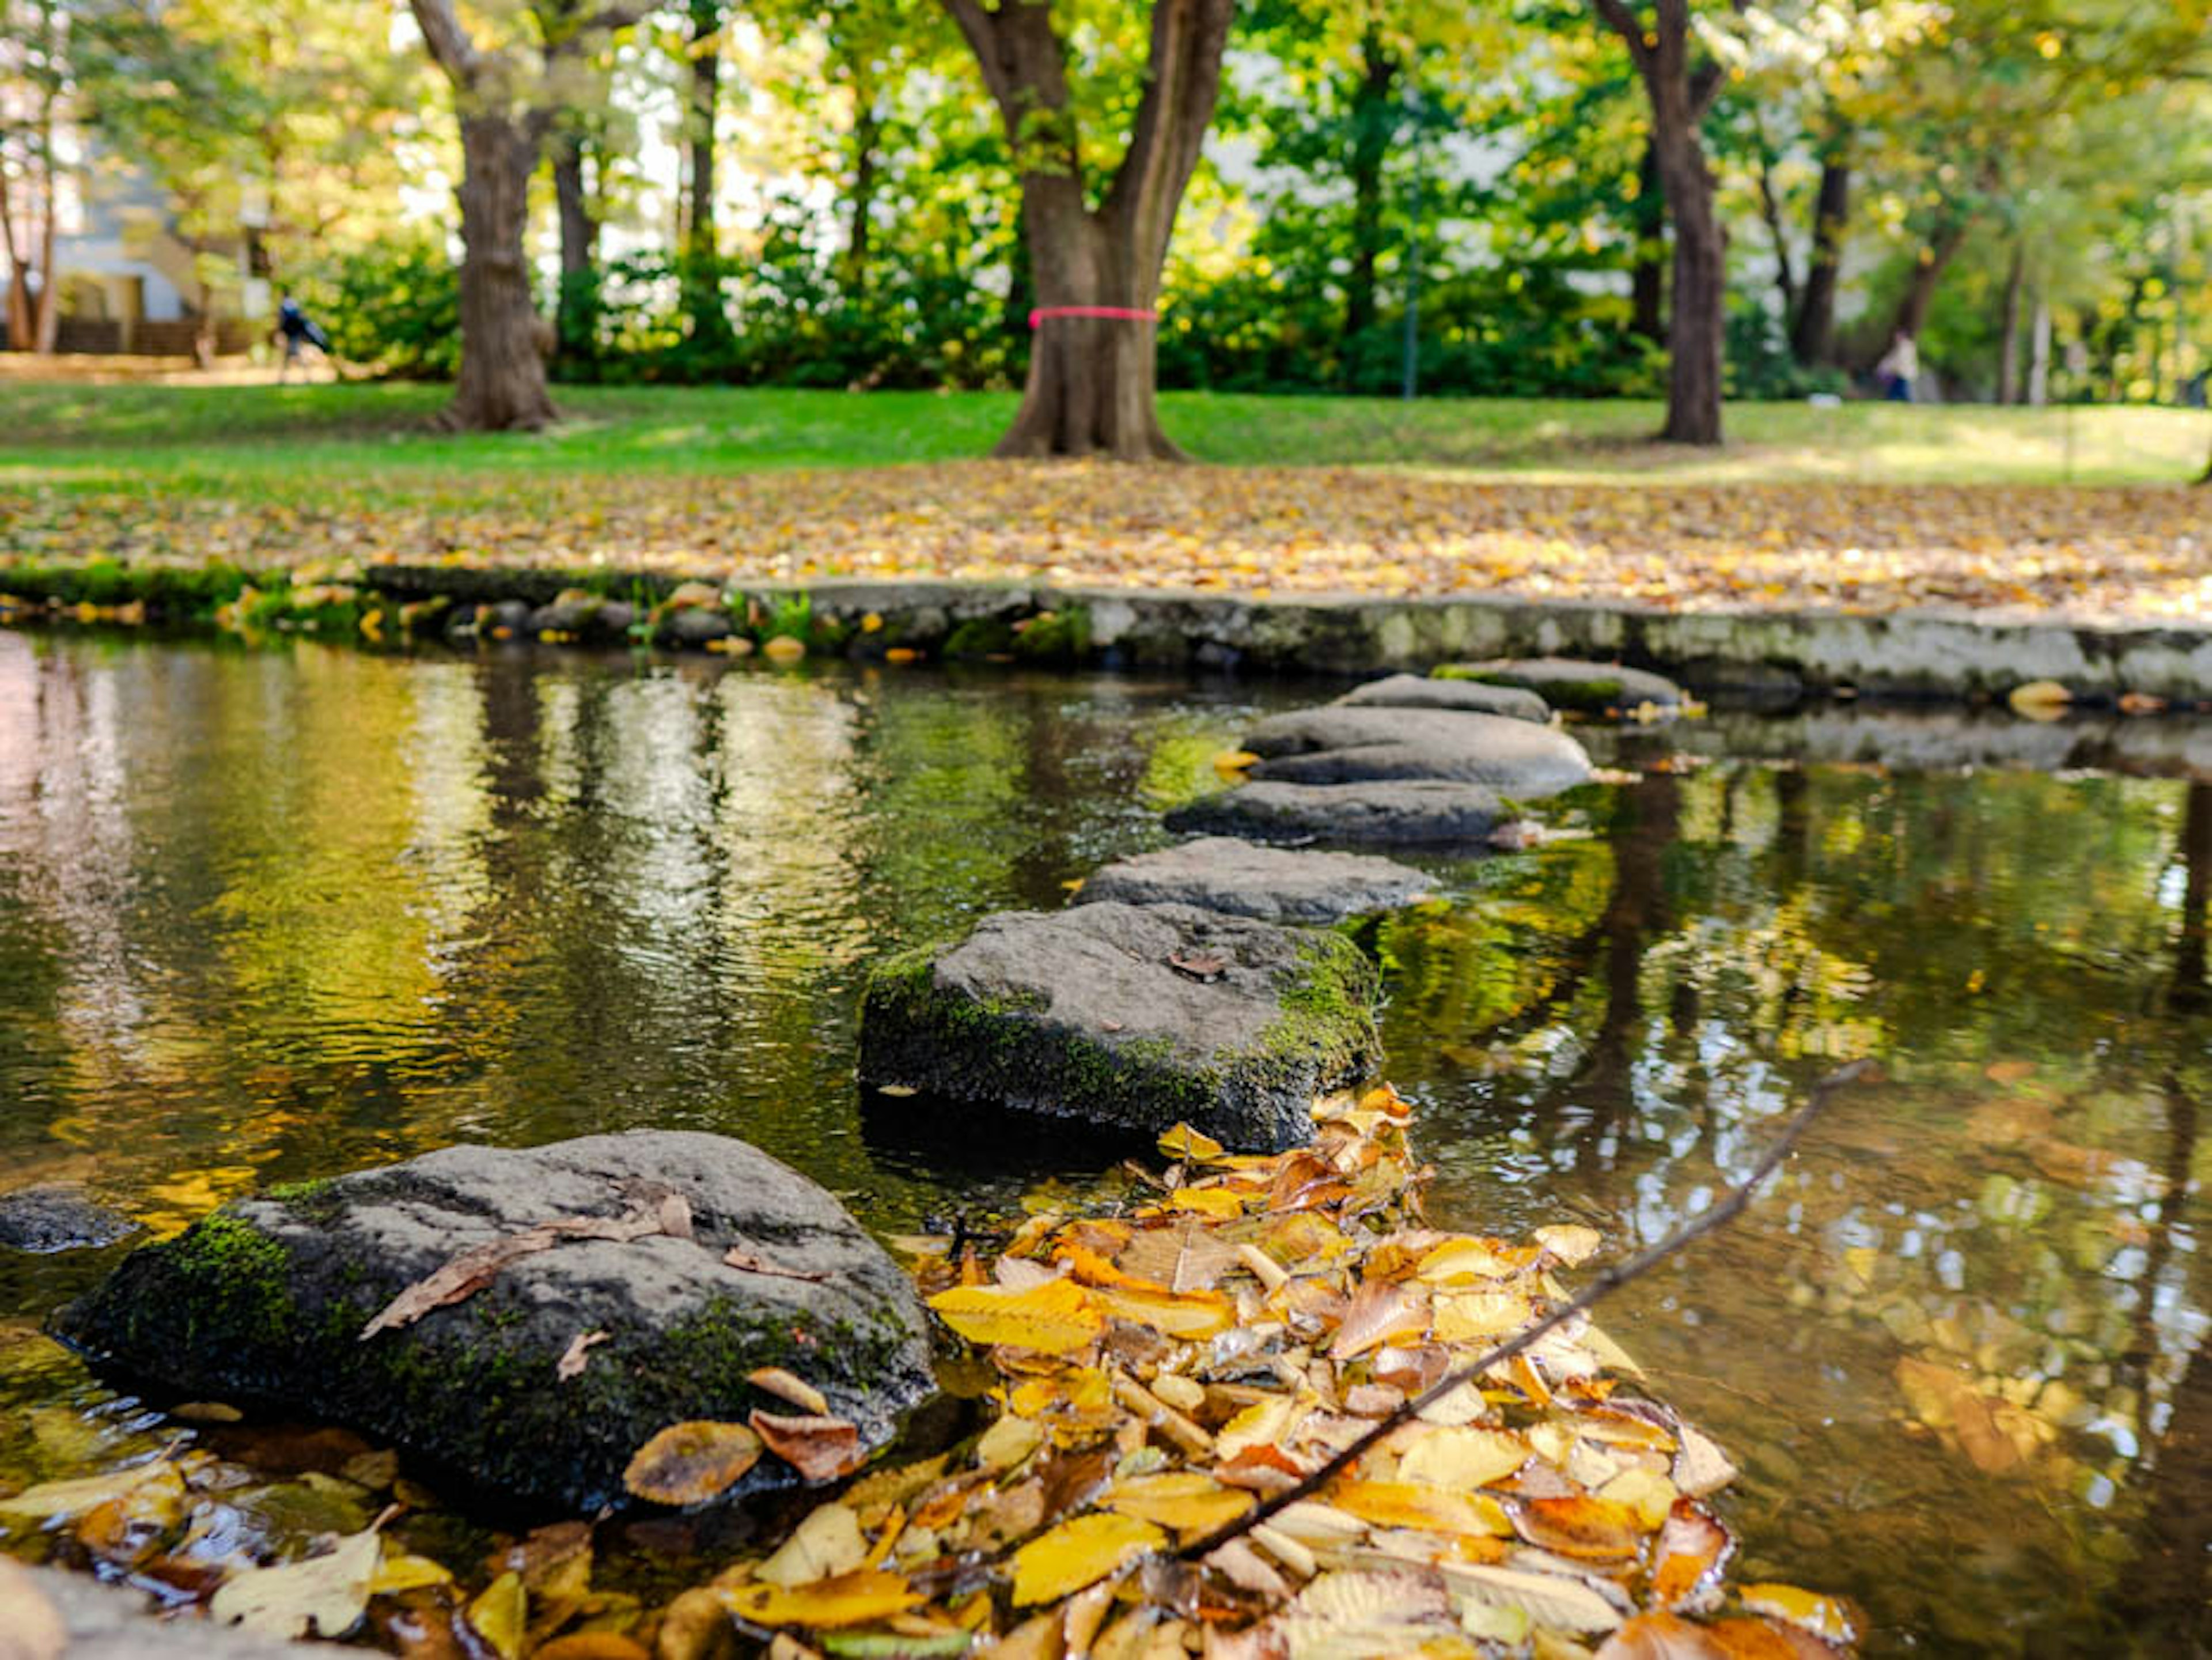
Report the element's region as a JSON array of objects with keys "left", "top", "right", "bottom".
[
  {"left": 410, "top": 0, "right": 642, "bottom": 430},
  {"left": 1593, "top": 0, "right": 1726, "bottom": 445},
  {"left": 943, "top": 0, "right": 1233, "bottom": 461}
]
